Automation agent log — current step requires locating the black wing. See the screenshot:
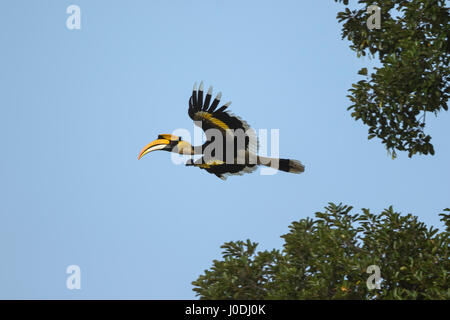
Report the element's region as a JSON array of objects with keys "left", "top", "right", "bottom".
[{"left": 188, "top": 81, "right": 258, "bottom": 155}]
